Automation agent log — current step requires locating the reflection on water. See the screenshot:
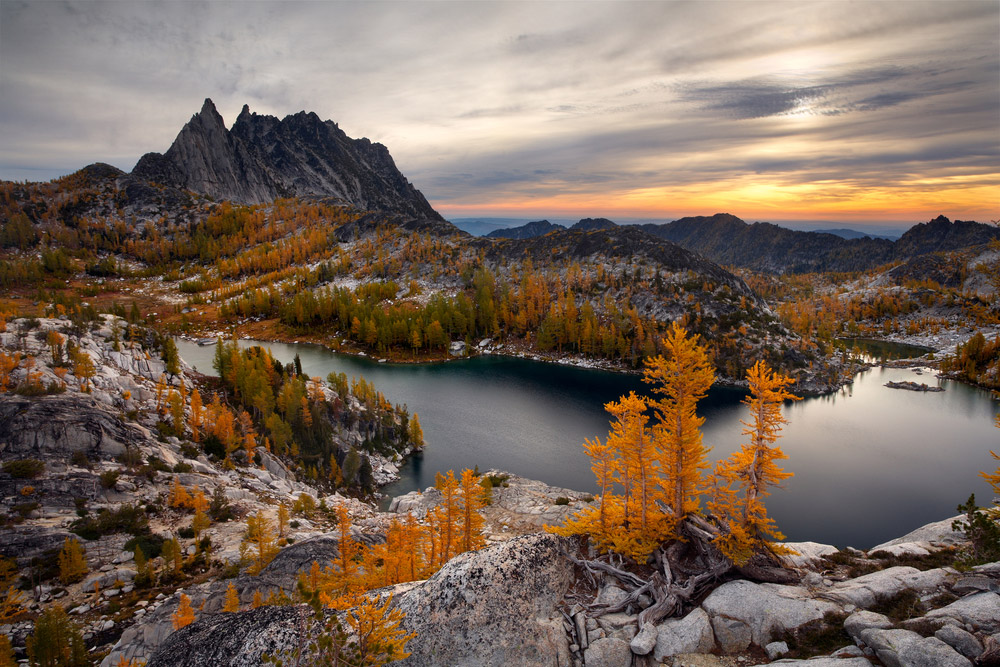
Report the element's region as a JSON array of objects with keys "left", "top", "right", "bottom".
[{"left": 176, "top": 338, "right": 999, "bottom": 549}]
